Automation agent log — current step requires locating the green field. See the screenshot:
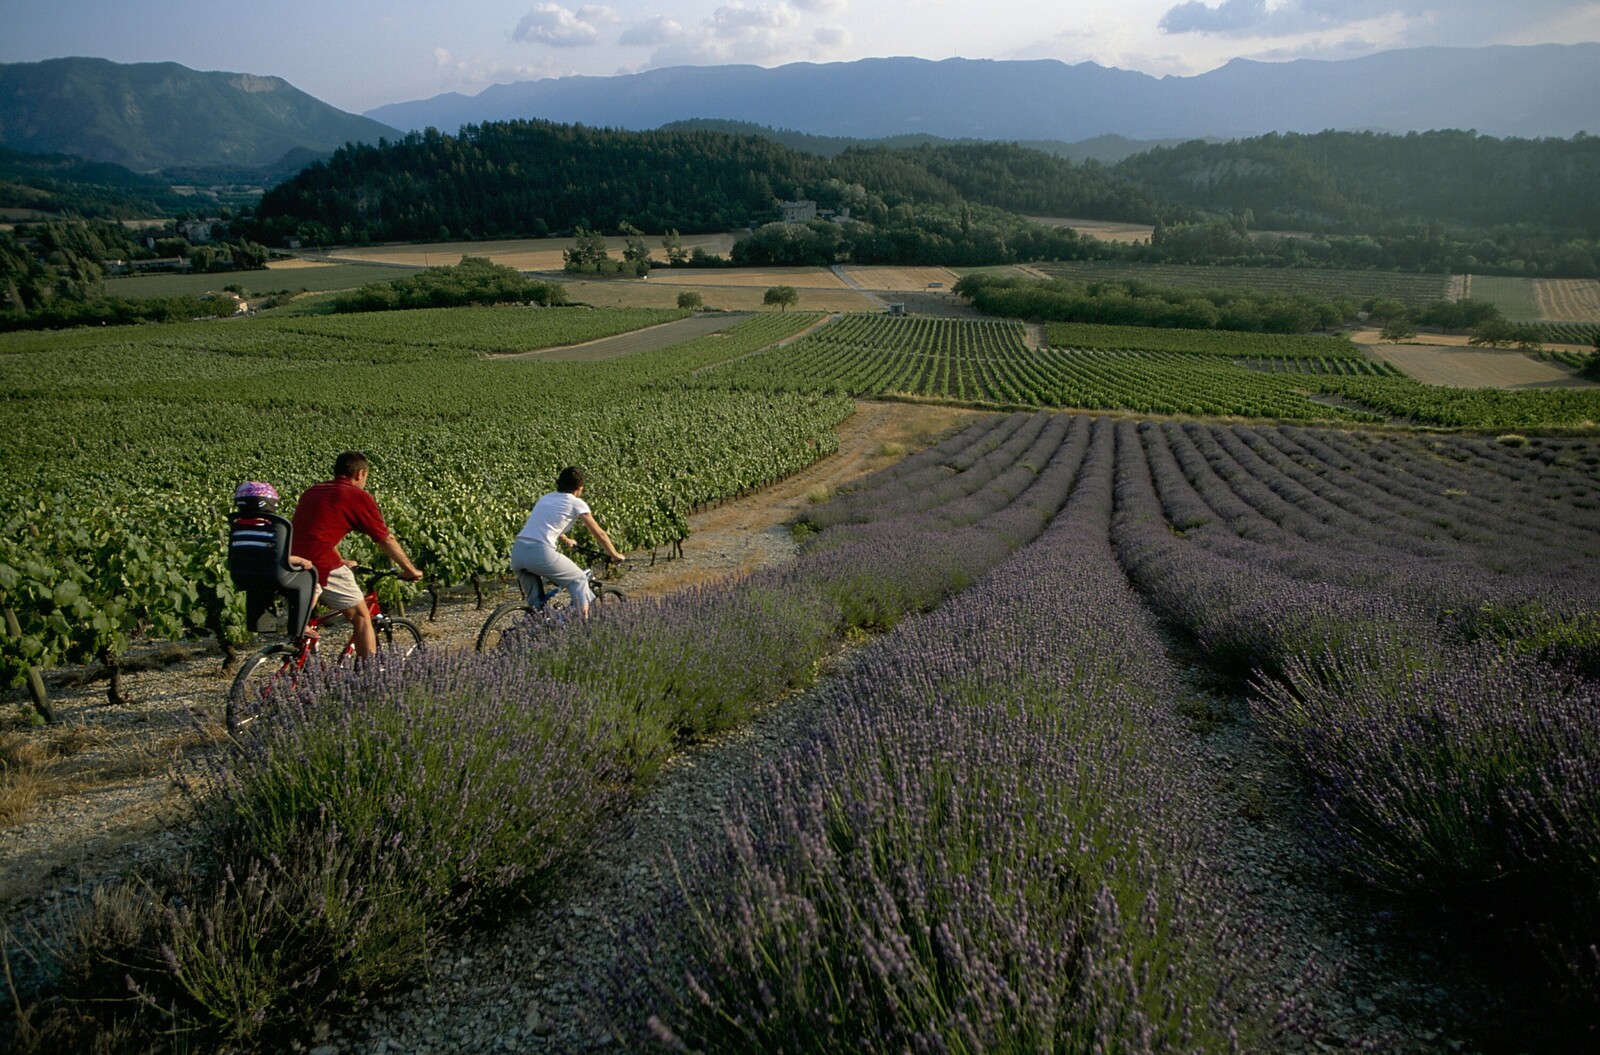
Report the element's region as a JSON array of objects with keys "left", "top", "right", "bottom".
[
  {"left": 101, "top": 262, "right": 423, "bottom": 299},
  {"left": 1027, "top": 260, "right": 1454, "bottom": 305},
  {"left": 1468, "top": 275, "right": 1543, "bottom": 320}
]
